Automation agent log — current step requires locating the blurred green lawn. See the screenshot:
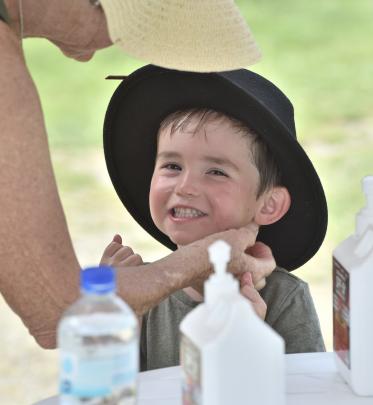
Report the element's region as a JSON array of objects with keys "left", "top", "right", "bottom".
[
  {"left": 24, "top": 0, "right": 373, "bottom": 254},
  {"left": 1, "top": 1, "right": 373, "bottom": 403}
]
